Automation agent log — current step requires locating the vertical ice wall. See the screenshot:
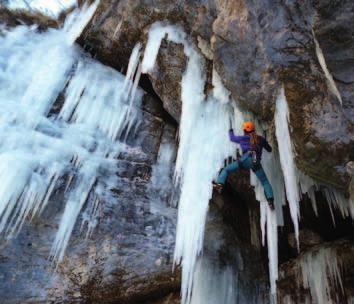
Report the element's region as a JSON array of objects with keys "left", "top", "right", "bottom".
[{"left": 0, "top": 2, "right": 143, "bottom": 262}]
